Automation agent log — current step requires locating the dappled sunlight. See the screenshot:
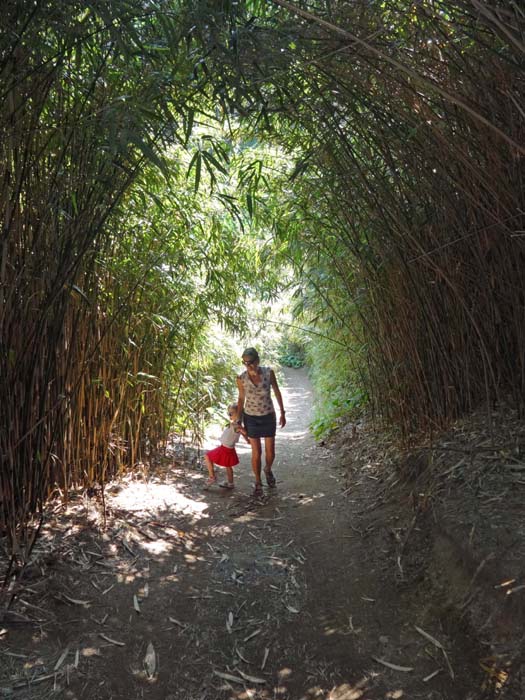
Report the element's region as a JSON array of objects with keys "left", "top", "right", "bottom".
[
  {"left": 109, "top": 480, "right": 208, "bottom": 520},
  {"left": 280, "top": 428, "right": 309, "bottom": 441},
  {"left": 1, "top": 369, "right": 451, "bottom": 700},
  {"left": 280, "top": 491, "right": 326, "bottom": 506},
  {"left": 140, "top": 539, "right": 173, "bottom": 556},
  {"left": 223, "top": 670, "right": 397, "bottom": 700}
]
